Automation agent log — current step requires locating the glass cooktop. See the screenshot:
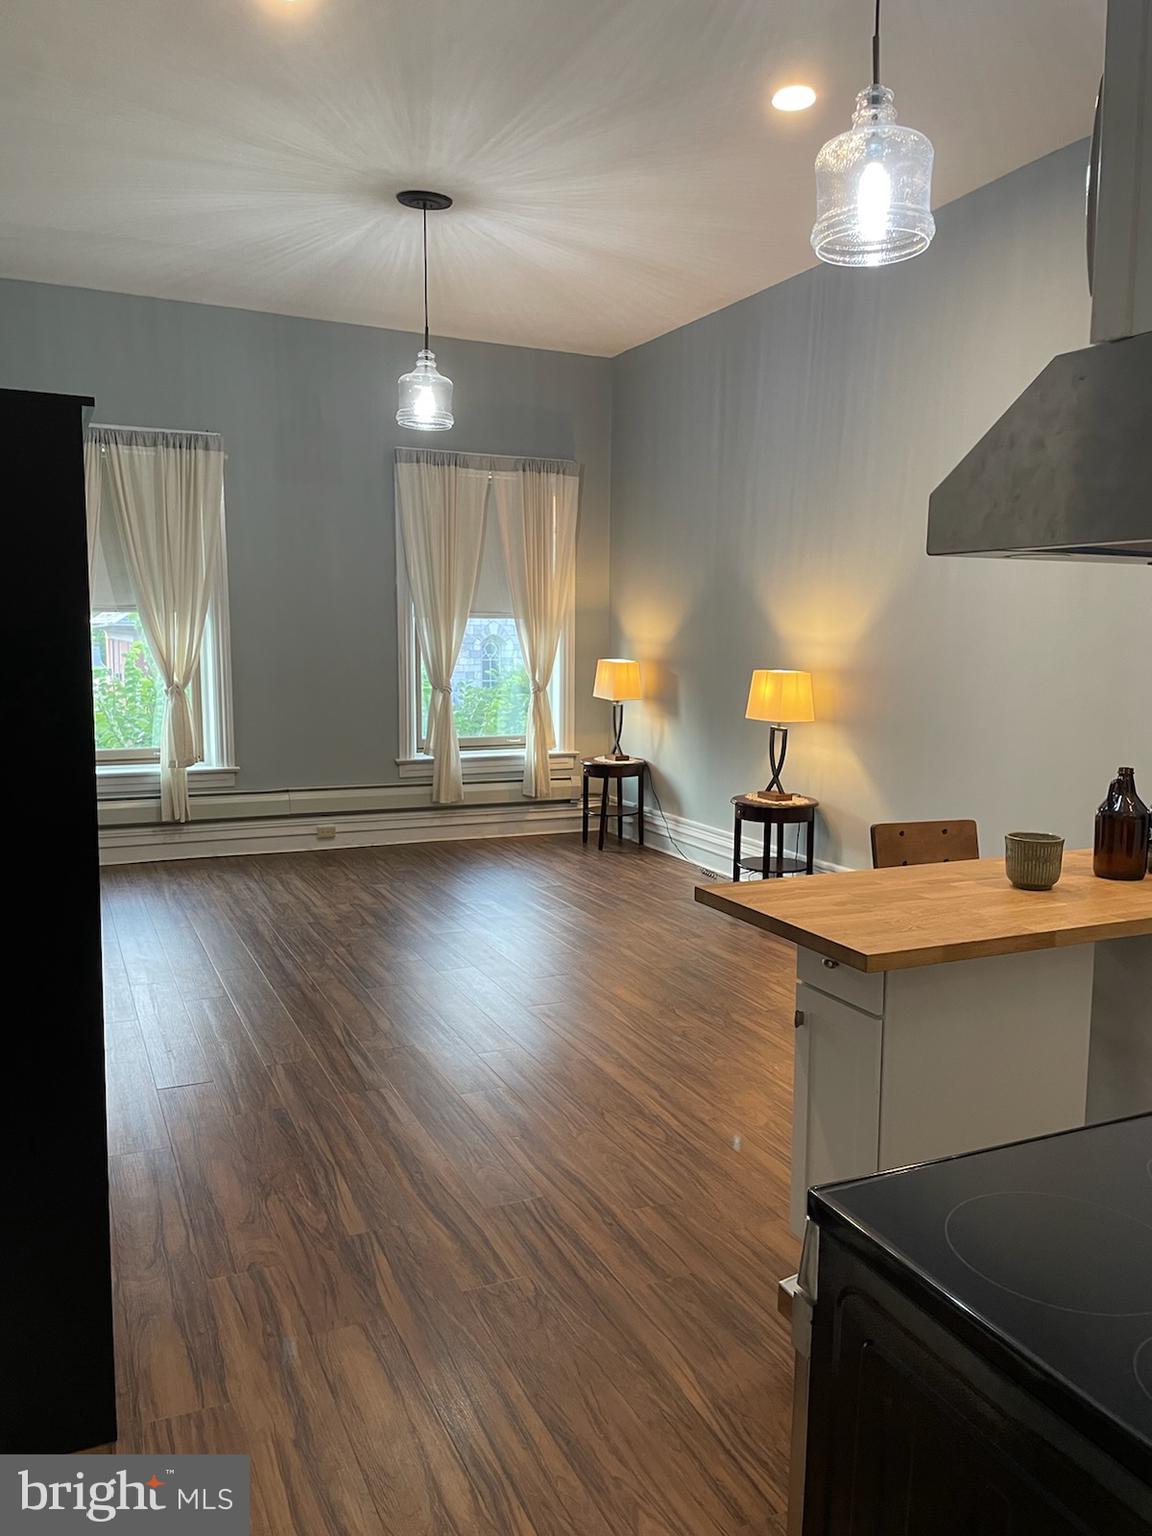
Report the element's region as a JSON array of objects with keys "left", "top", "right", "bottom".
[{"left": 810, "top": 1114, "right": 1152, "bottom": 1477}]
